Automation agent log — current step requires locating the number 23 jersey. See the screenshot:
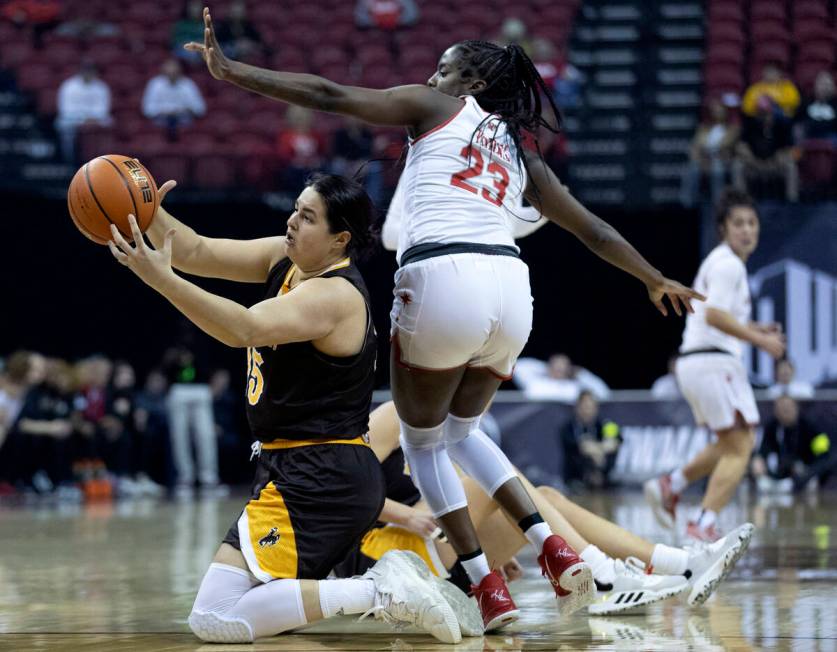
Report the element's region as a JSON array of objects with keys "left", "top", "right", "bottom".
[{"left": 395, "top": 95, "right": 527, "bottom": 262}]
